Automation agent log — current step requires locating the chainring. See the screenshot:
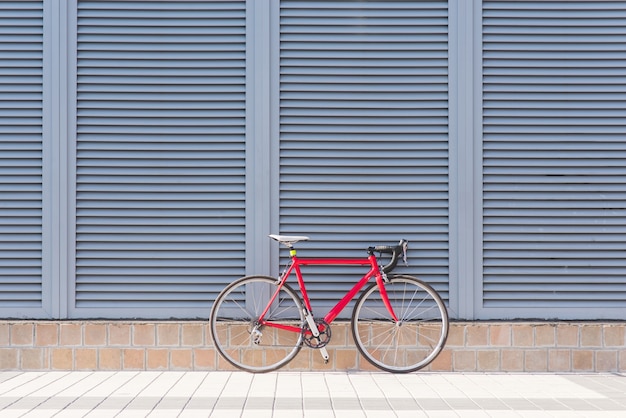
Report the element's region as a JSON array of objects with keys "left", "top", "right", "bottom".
[{"left": 302, "top": 319, "right": 331, "bottom": 348}]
